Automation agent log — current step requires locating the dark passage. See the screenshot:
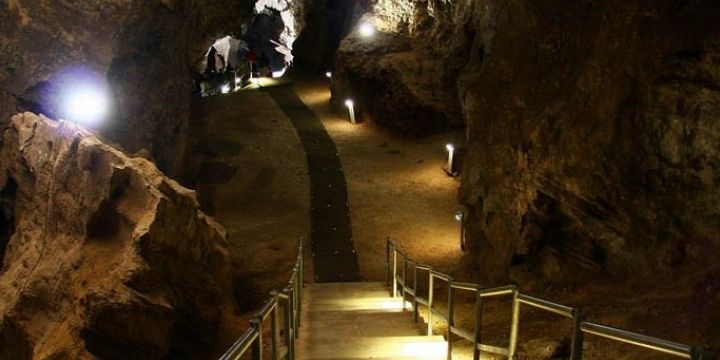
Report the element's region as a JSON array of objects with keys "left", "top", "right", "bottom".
[{"left": 266, "top": 84, "right": 360, "bottom": 282}]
